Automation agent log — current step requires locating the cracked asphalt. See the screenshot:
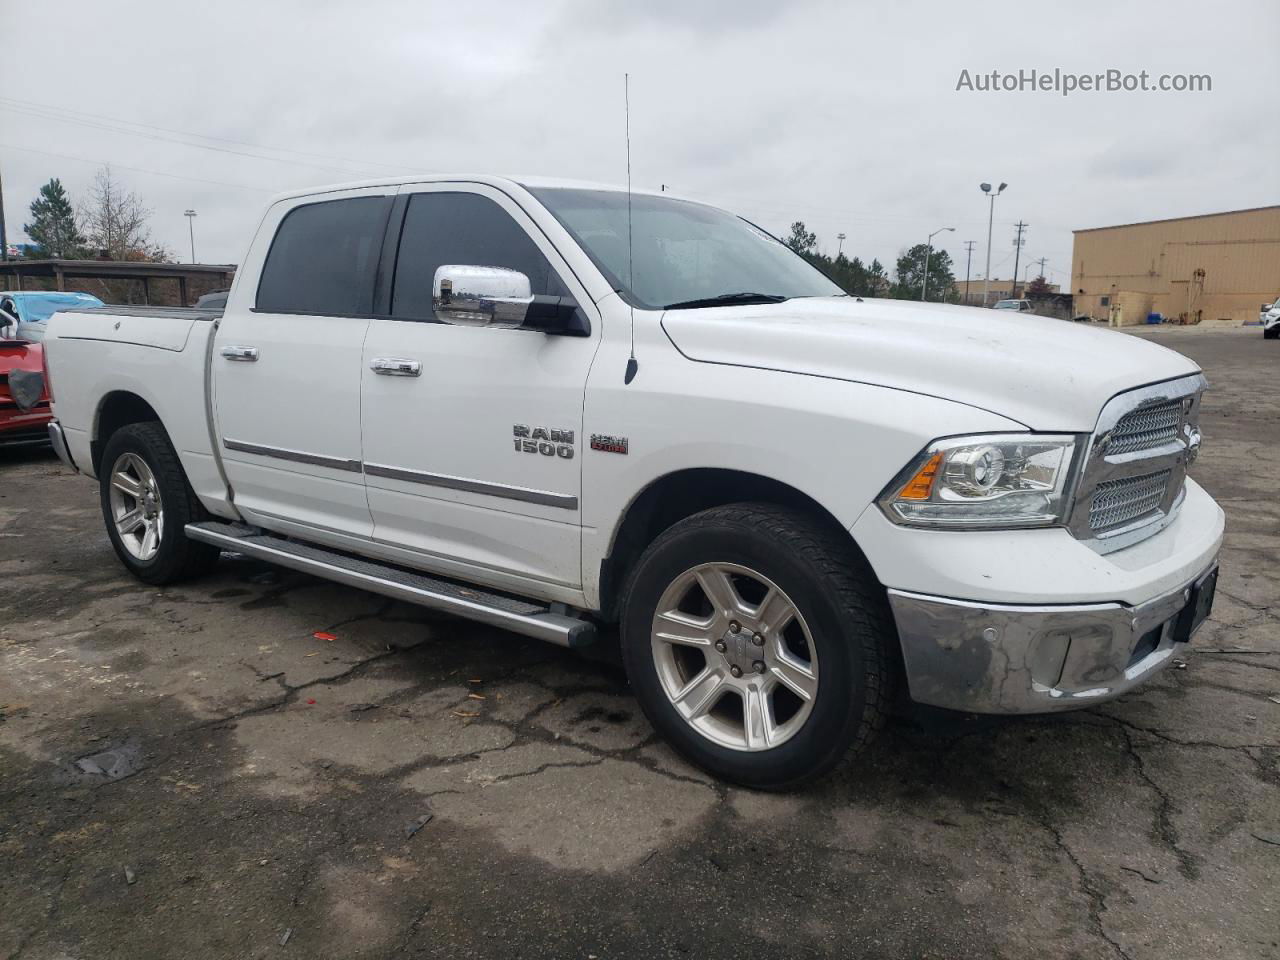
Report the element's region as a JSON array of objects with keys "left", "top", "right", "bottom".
[{"left": 1, "top": 327, "right": 1277, "bottom": 959}]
